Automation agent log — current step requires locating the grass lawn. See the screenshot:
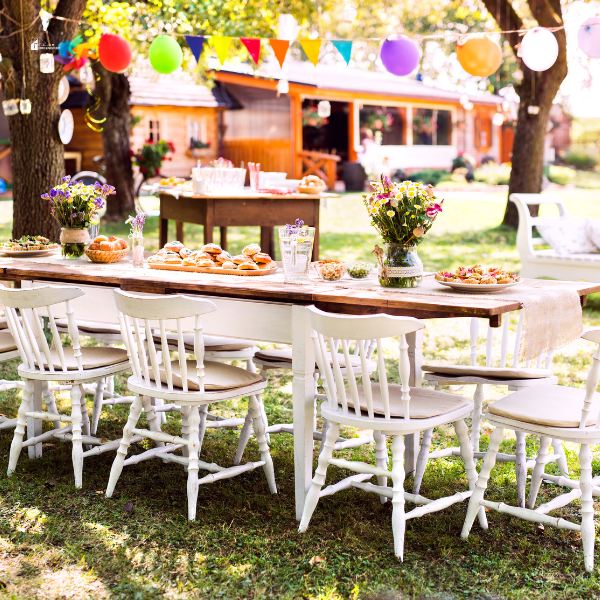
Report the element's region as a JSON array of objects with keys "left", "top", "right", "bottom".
[{"left": 1, "top": 189, "right": 600, "bottom": 598}]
